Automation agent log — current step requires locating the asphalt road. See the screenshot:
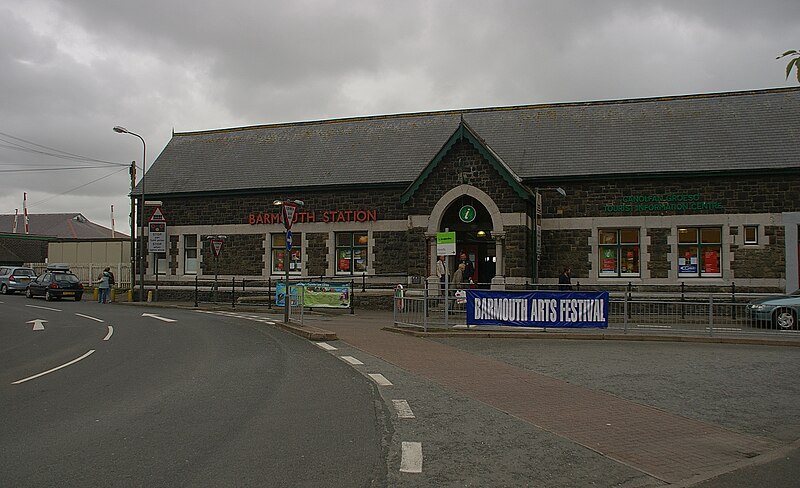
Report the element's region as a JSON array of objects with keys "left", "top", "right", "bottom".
[{"left": 0, "top": 295, "right": 387, "bottom": 487}]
